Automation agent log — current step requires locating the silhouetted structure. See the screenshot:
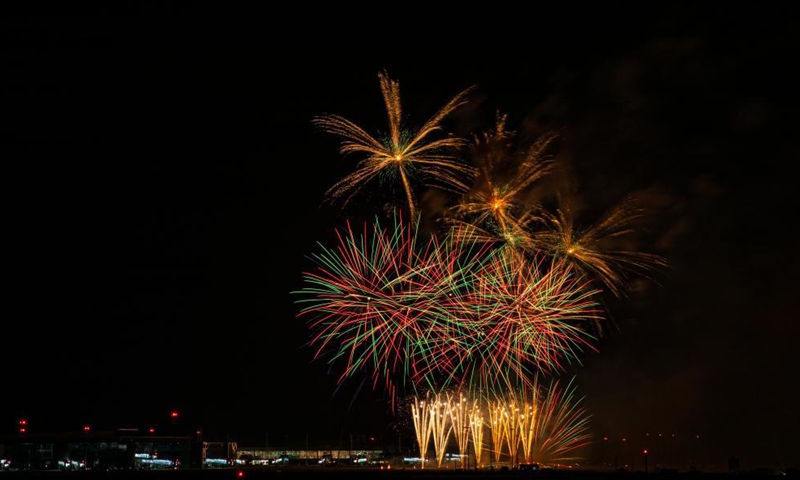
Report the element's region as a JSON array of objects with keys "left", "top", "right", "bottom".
[{"left": 0, "top": 428, "right": 201, "bottom": 470}]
